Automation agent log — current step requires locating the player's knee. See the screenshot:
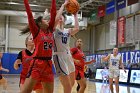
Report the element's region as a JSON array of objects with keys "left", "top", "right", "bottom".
[
  {"left": 64, "top": 82, "right": 72, "bottom": 90},
  {"left": 115, "top": 82, "right": 119, "bottom": 86},
  {"left": 21, "top": 87, "right": 32, "bottom": 93},
  {"left": 71, "top": 81, "right": 75, "bottom": 87},
  {"left": 109, "top": 82, "right": 113, "bottom": 86}
]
